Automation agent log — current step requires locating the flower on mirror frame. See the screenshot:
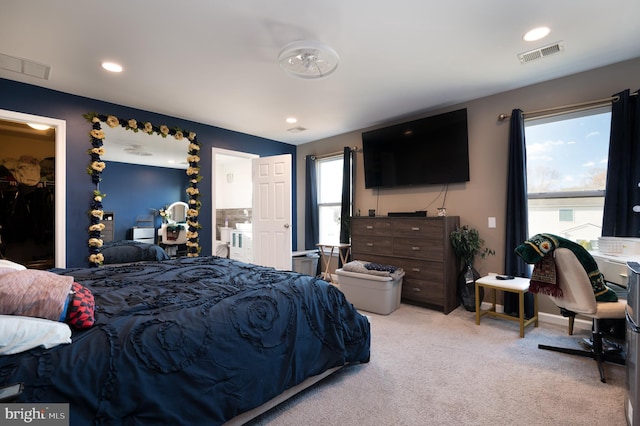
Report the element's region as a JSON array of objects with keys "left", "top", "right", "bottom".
[
  {"left": 174, "top": 130, "right": 184, "bottom": 140},
  {"left": 88, "top": 238, "right": 103, "bottom": 248},
  {"left": 106, "top": 115, "right": 119, "bottom": 128},
  {"left": 90, "top": 129, "right": 105, "bottom": 140},
  {"left": 143, "top": 122, "right": 153, "bottom": 133},
  {"left": 91, "top": 161, "right": 106, "bottom": 172},
  {"left": 127, "top": 119, "right": 137, "bottom": 130},
  {"left": 89, "top": 253, "right": 104, "bottom": 265},
  {"left": 159, "top": 125, "right": 170, "bottom": 136},
  {"left": 90, "top": 209, "right": 104, "bottom": 219}
]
